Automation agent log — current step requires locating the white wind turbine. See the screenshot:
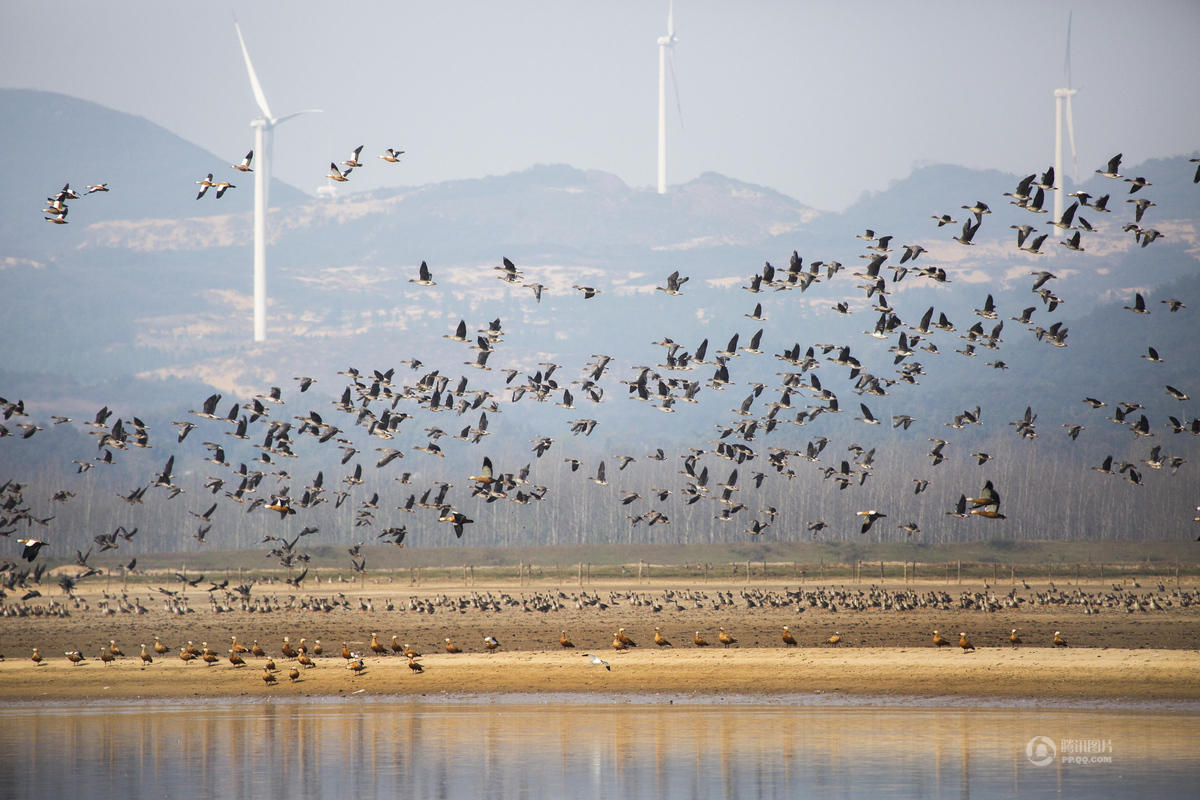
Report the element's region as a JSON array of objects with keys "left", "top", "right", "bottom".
[
  {"left": 656, "top": 0, "right": 679, "bottom": 195},
  {"left": 234, "top": 18, "right": 321, "bottom": 342},
  {"left": 1052, "top": 12, "right": 1079, "bottom": 224}
]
